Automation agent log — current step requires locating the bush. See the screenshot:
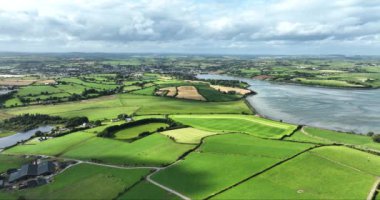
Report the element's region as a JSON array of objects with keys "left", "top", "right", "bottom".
[
  {"left": 65, "top": 117, "right": 89, "bottom": 128},
  {"left": 373, "top": 134, "right": 380, "bottom": 143},
  {"left": 97, "top": 118, "right": 184, "bottom": 138}
]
